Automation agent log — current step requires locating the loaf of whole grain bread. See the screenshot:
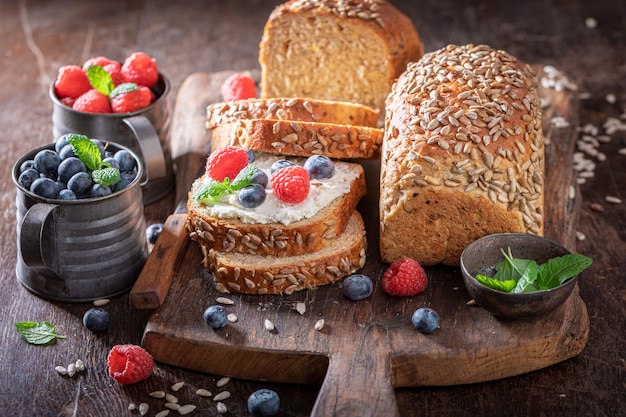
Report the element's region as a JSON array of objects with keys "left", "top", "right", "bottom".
[
  {"left": 379, "top": 44, "right": 545, "bottom": 266},
  {"left": 259, "top": 0, "right": 423, "bottom": 115}
]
